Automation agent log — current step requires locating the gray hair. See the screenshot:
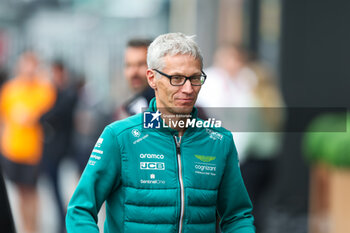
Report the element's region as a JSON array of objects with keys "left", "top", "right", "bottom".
[{"left": 147, "top": 32, "right": 203, "bottom": 70}]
